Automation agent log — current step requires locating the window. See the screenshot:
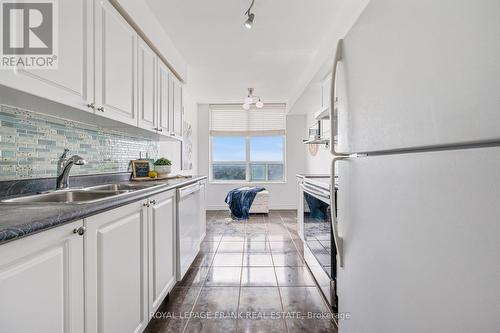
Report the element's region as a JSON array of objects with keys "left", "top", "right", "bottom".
[
  {"left": 212, "top": 137, "right": 246, "bottom": 181},
  {"left": 249, "top": 136, "right": 284, "bottom": 181},
  {"left": 209, "top": 104, "right": 286, "bottom": 182}
]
